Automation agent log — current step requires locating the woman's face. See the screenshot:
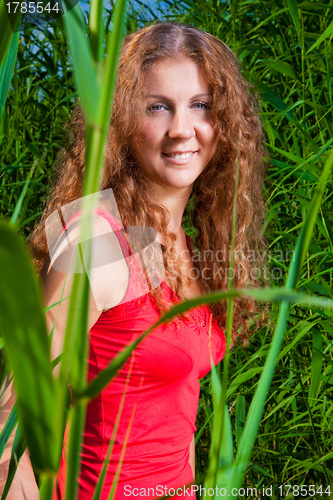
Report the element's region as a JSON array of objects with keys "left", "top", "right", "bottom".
[{"left": 132, "top": 57, "right": 218, "bottom": 194}]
